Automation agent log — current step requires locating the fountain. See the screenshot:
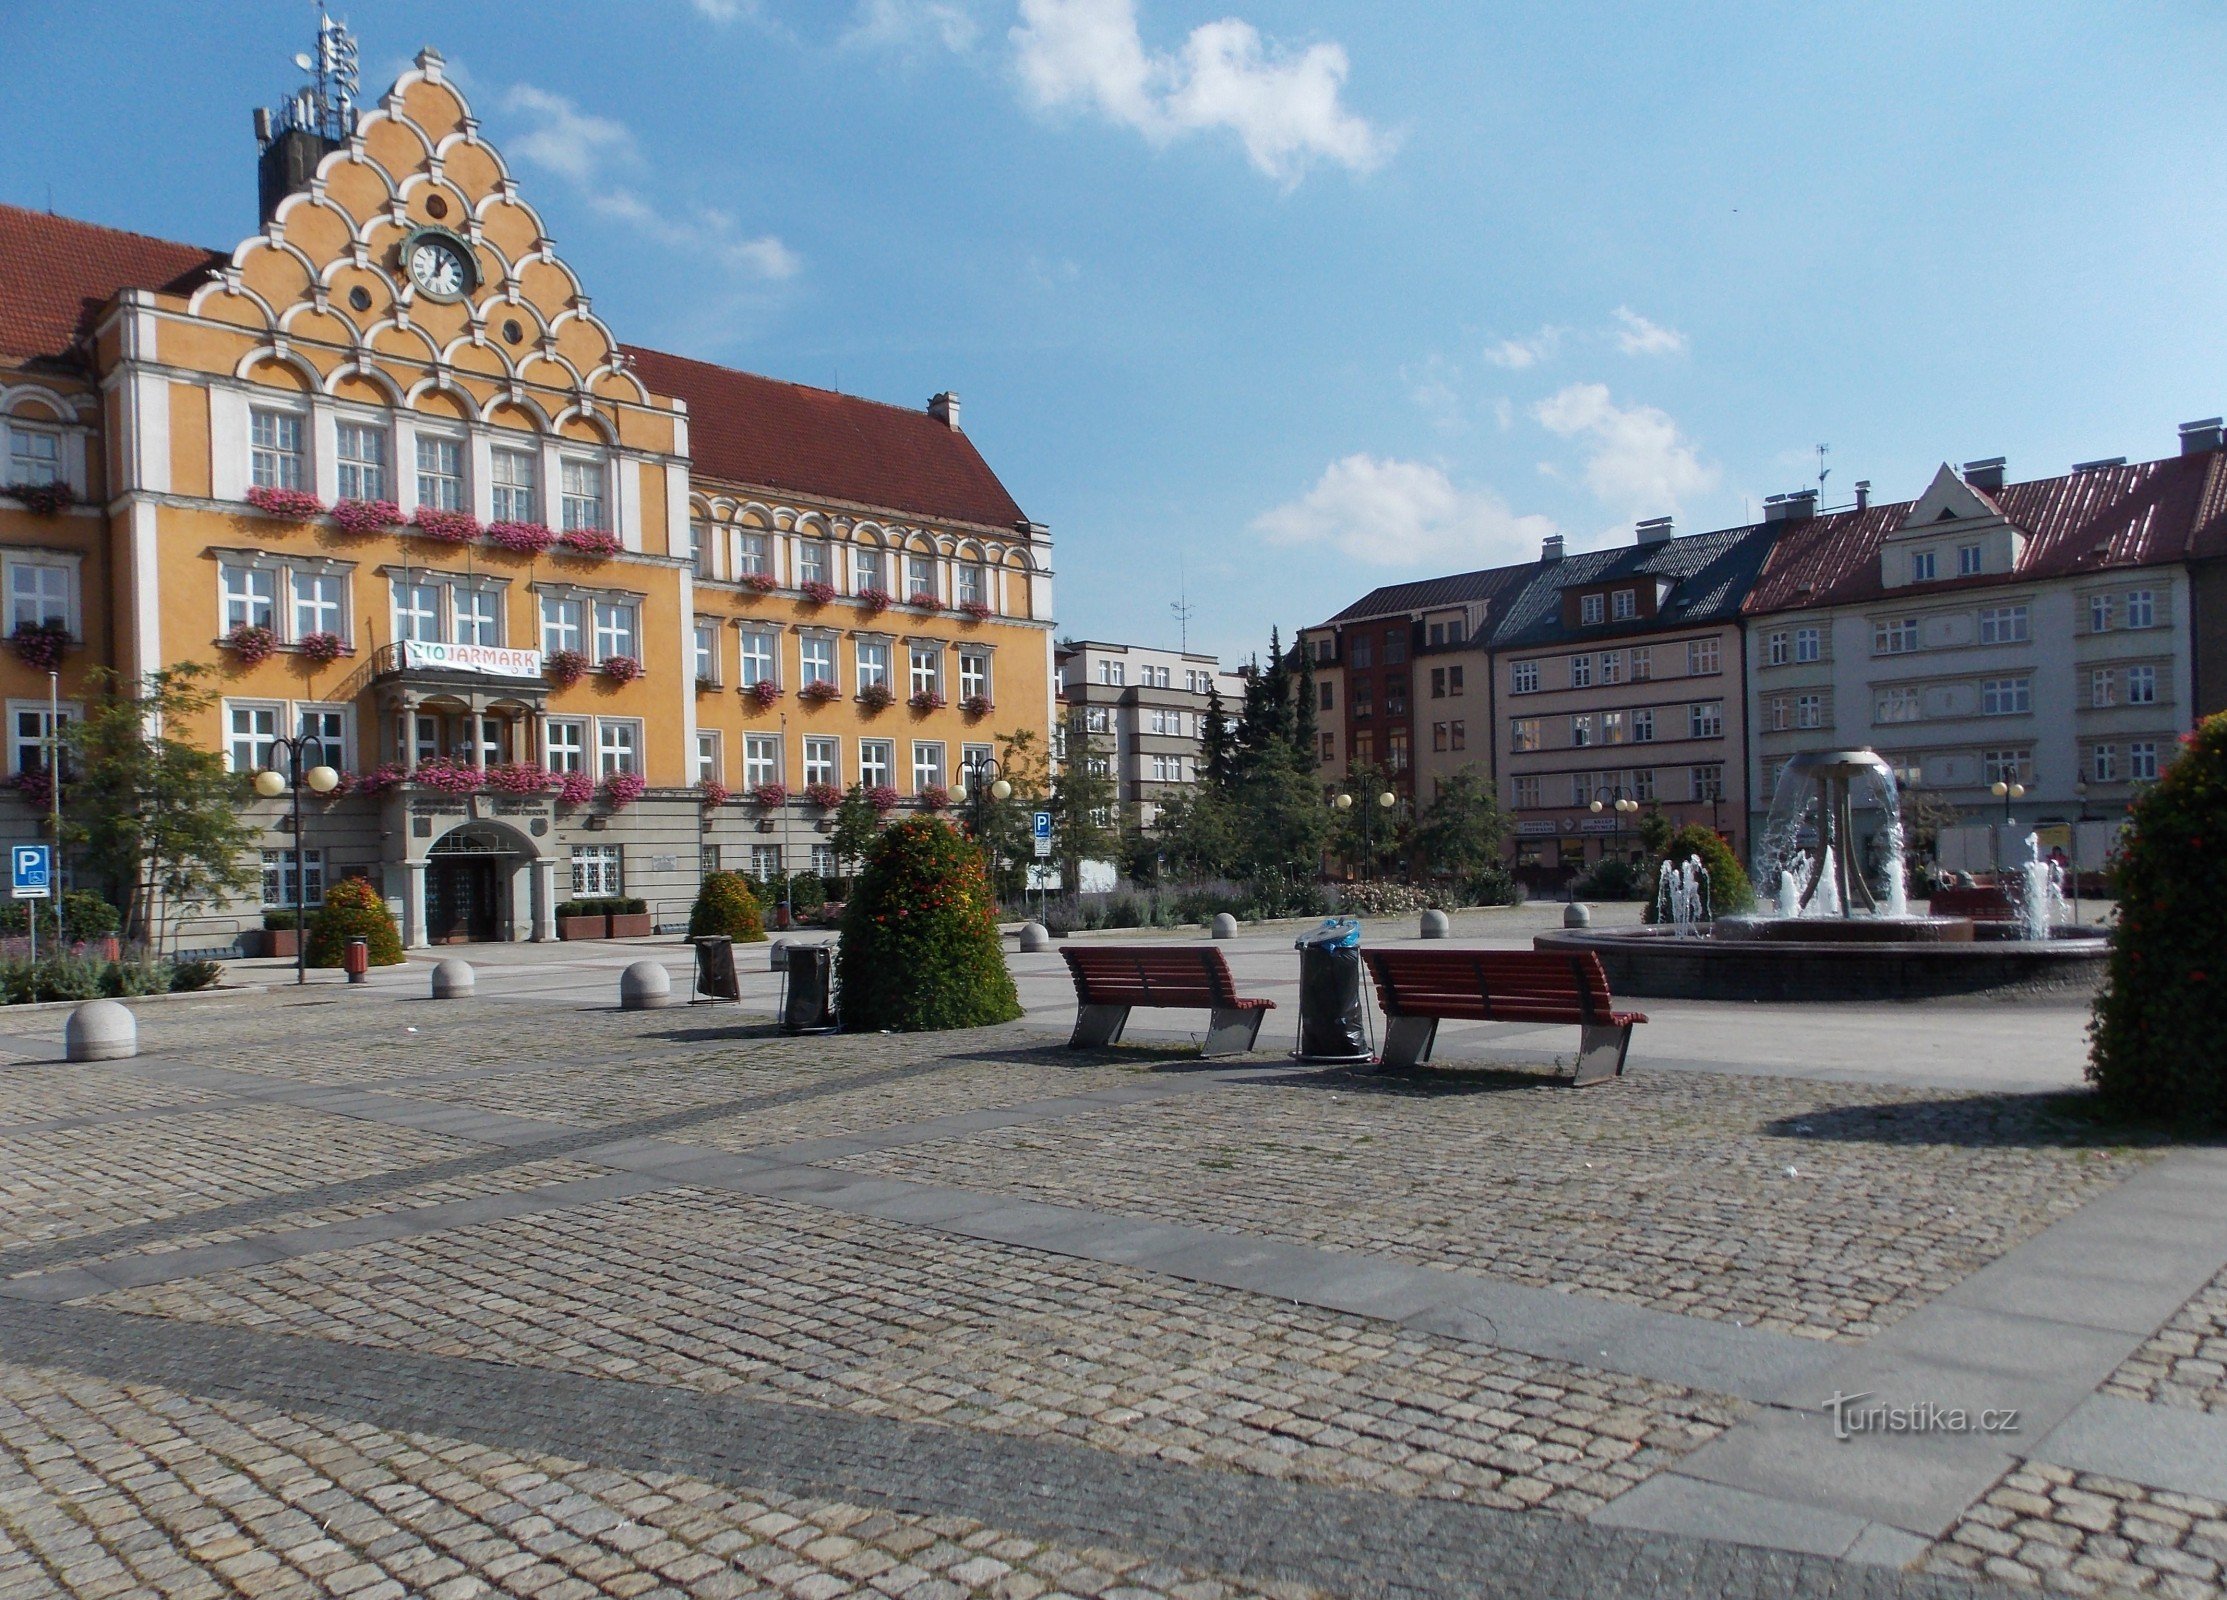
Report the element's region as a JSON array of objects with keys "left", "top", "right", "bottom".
[{"left": 1535, "top": 746, "right": 2109, "bottom": 1000}]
